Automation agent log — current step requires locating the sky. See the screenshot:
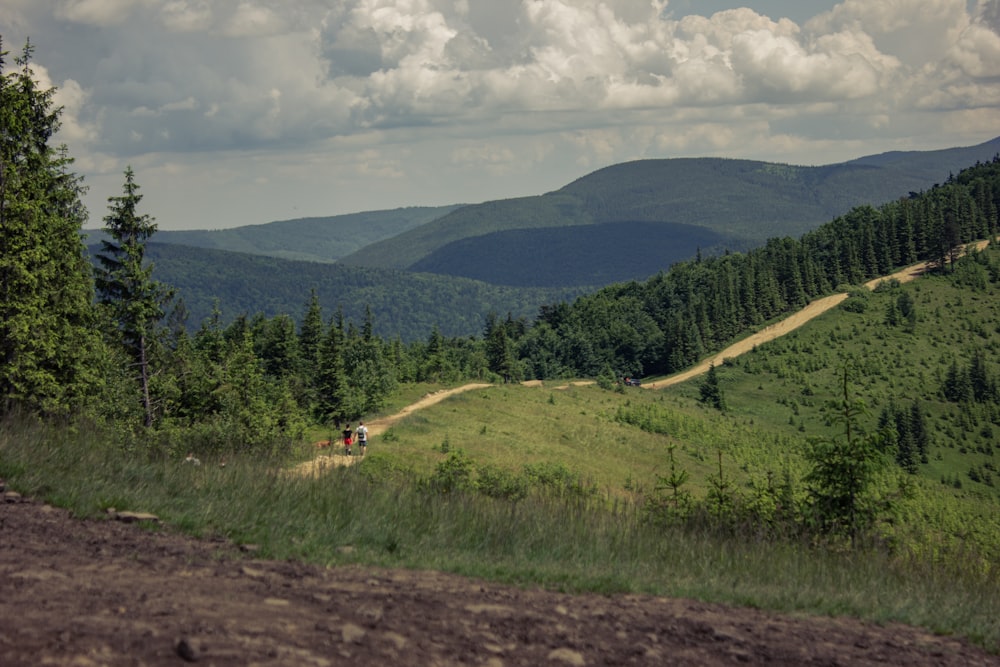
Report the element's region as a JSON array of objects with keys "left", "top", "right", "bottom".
[{"left": 2, "top": 1, "right": 999, "bottom": 231}]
